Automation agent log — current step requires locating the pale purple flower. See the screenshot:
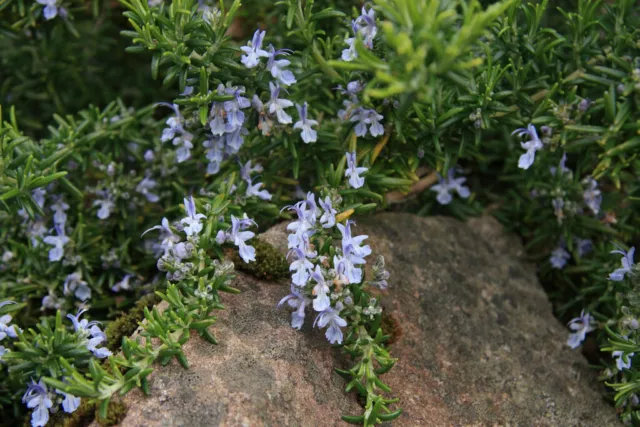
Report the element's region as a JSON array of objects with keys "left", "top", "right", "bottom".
[
  {"left": 294, "top": 102, "right": 318, "bottom": 143},
  {"left": 550, "top": 244, "right": 570, "bottom": 269},
  {"left": 613, "top": 350, "right": 634, "bottom": 371},
  {"left": 278, "top": 285, "right": 310, "bottom": 329},
  {"left": 345, "top": 151, "right": 367, "bottom": 189},
  {"left": 67, "top": 309, "right": 112, "bottom": 358},
  {"left": 583, "top": 178, "right": 602, "bottom": 215},
  {"left": 43, "top": 223, "right": 69, "bottom": 262},
  {"left": 431, "top": 169, "right": 470, "bottom": 205},
  {"left": 51, "top": 198, "right": 69, "bottom": 226},
  {"left": 240, "top": 29, "right": 269, "bottom": 69},
  {"left": 289, "top": 247, "right": 314, "bottom": 286},
  {"left": 58, "top": 390, "right": 81, "bottom": 414},
  {"left": 0, "top": 311, "right": 18, "bottom": 341},
  {"left": 334, "top": 253, "right": 363, "bottom": 285},
  {"left": 266, "top": 45, "right": 297, "bottom": 86},
  {"left": 142, "top": 217, "right": 181, "bottom": 256},
  {"left": 209, "top": 86, "right": 229, "bottom": 136},
  {"left": 32, "top": 188, "right": 46, "bottom": 210},
  {"left": 310, "top": 266, "right": 330, "bottom": 312},
  {"left": 267, "top": 82, "right": 294, "bottom": 124},
  {"left": 314, "top": 302, "right": 347, "bottom": 344},
  {"left": 319, "top": 196, "right": 337, "bottom": 228},
  {"left": 173, "top": 133, "right": 194, "bottom": 163},
  {"left": 112, "top": 274, "right": 134, "bottom": 292},
  {"left": 203, "top": 137, "right": 225, "bottom": 175},
  {"left": 224, "top": 86, "right": 251, "bottom": 128},
  {"left": 144, "top": 150, "right": 155, "bottom": 162},
  {"left": 567, "top": 310, "right": 595, "bottom": 349},
  {"left": 575, "top": 238, "right": 593, "bottom": 258},
  {"left": 285, "top": 201, "right": 316, "bottom": 252},
  {"left": 338, "top": 220, "right": 371, "bottom": 259},
  {"left": 239, "top": 160, "right": 264, "bottom": 182},
  {"left": 180, "top": 196, "right": 206, "bottom": 237},
  {"left": 609, "top": 246, "right": 635, "bottom": 281},
  {"left": 22, "top": 379, "right": 53, "bottom": 427},
  {"left": 159, "top": 103, "right": 184, "bottom": 142},
  {"left": 37, "top": 0, "right": 59, "bottom": 20},
  {"left": 228, "top": 214, "right": 257, "bottom": 263},
  {"left": 136, "top": 176, "right": 160, "bottom": 202},
  {"left": 512, "top": 124, "right": 543, "bottom": 170},
  {"left": 341, "top": 7, "right": 377, "bottom": 61},
  {"left": 93, "top": 198, "right": 115, "bottom": 220},
  {"left": 246, "top": 178, "right": 272, "bottom": 200},
  {"left": 63, "top": 272, "right": 91, "bottom": 301}
]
